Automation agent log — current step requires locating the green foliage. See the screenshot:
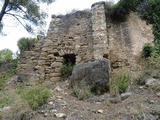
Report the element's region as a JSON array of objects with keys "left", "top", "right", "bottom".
[
  {"left": 110, "top": 0, "right": 140, "bottom": 21},
  {"left": 73, "top": 85, "right": 93, "bottom": 100},
  {"left": 112, "top": 73, "right": 130, "bottom": 94},
  {"left": 142, "top": 43, "right": 154, "bottom": 58},
  {"left": 0, "top": 91, "right": 11, "bottom": 108},
  {"left": 137, "top": 0, "right": 160, "bottom": 46},
  {"left": 60, "top": 63, "right": 74, "bottom": 79},
  {"left": 0, "top": 49, "right": 13, "bottom": 62},
  {"left": 0, "top": 0, "right": 55, "bottom": 33},
  {"left": 17, "top": 85, "right": 51, "bottom": 110},
  {"left": 17, "top": 37, "right": 38, "bottom": 52}
]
